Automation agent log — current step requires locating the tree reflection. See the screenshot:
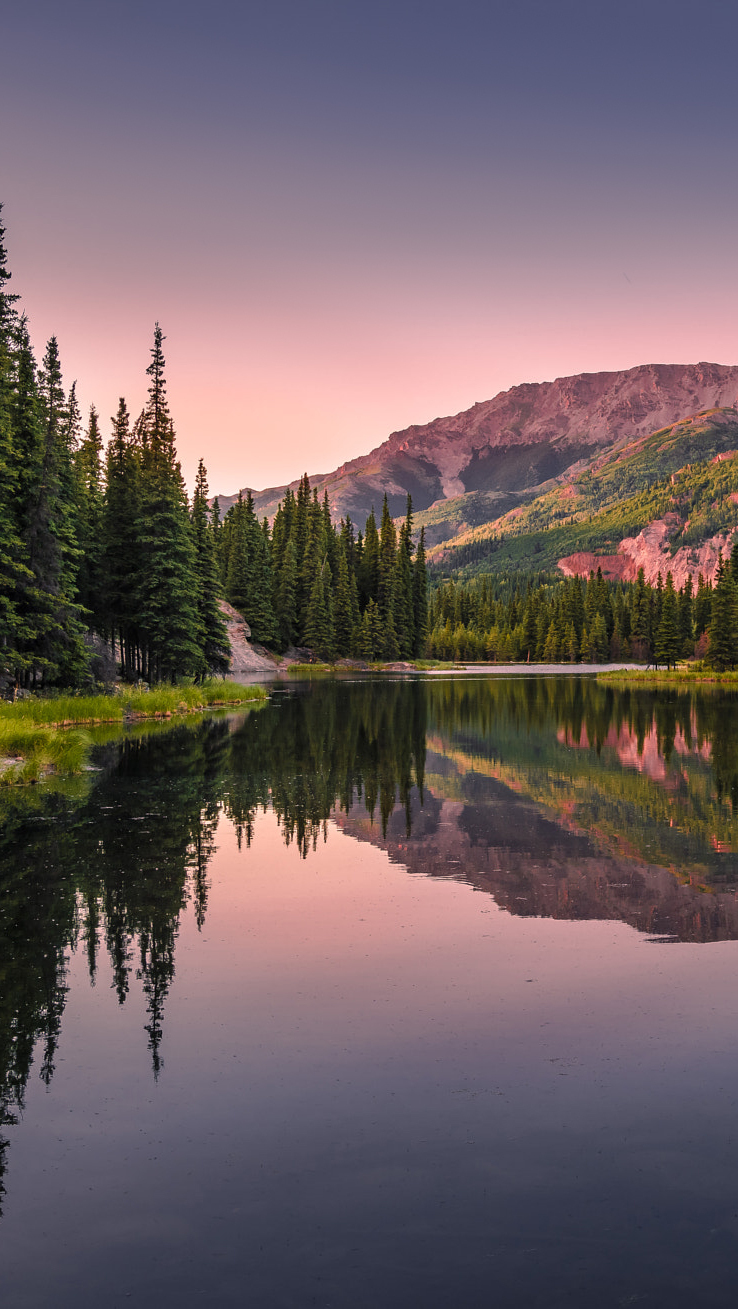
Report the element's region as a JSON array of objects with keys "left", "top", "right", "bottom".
[{"left": 2, "top": 675, "right": 738, "bottom": 1213}]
